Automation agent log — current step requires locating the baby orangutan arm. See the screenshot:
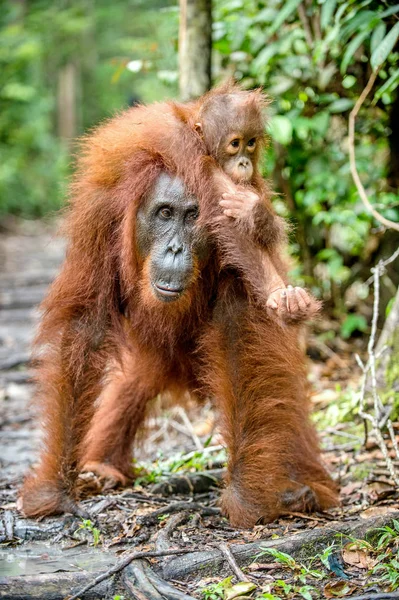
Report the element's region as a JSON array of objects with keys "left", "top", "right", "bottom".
[{"left": 220, "top": 185, "right": 321, "bottom": 323}]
